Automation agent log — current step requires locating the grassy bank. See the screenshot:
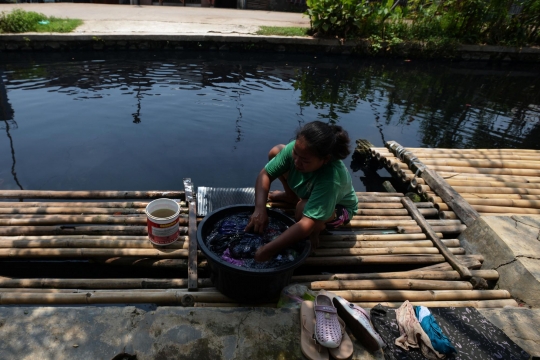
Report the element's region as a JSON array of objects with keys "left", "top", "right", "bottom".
[
  {"left": 0, "top": 9, "right": 82, "bottom": 33},
  {"left": 255, "top": 26, "right": 310, "bottom": 37}
]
